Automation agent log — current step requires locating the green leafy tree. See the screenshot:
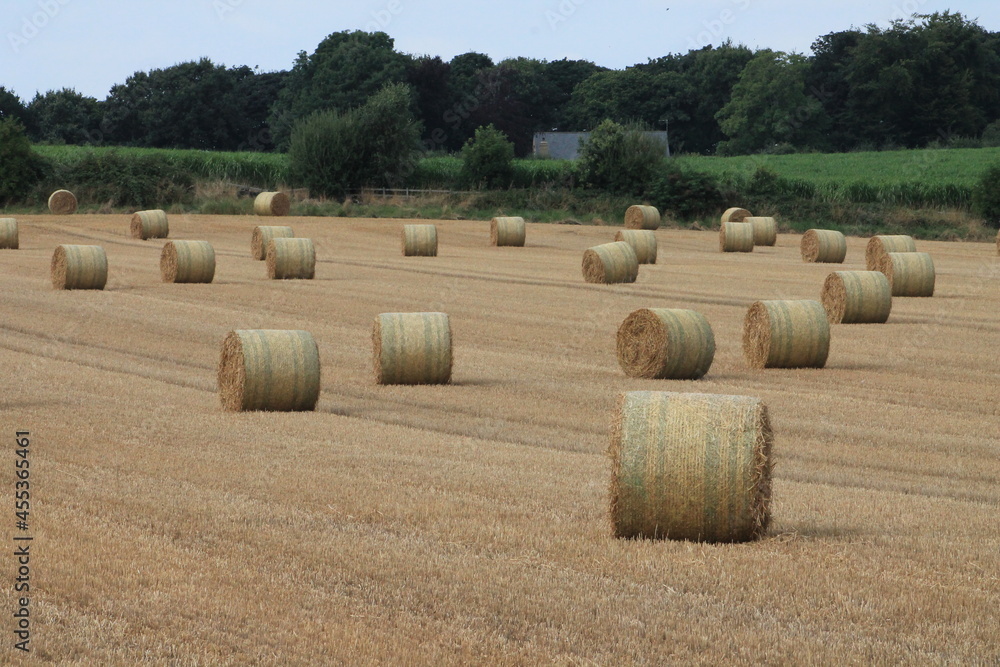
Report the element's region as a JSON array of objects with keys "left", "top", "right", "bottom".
[
  {"left": 270, "top": 31, "right": 409, "bottom": 148},
  {"left": 289, "top": 83, "right": 421, "bottom": 199},
  {"left": 0, "top": 87, "right": 35, "bottom": 135},
  {"left": 0, "top": 118, "right": 46, "bottom": 205},
  {"left": 716, "top": 51, "right": 828, "bottom": 155},
  {"left": 578, "top": 119, "right": 666, "bottom": 194},
  {"left": 460, "top": 124, "right": 515, "bottom": 189},
  {"left": 27, "top": 88, "right": 102, "bottom": 144},
  {"left": 544, "top": 58, "right": 606, "bottom": 130}
]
